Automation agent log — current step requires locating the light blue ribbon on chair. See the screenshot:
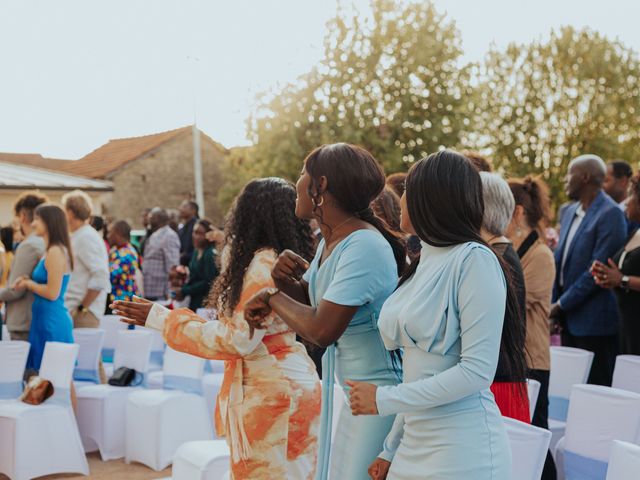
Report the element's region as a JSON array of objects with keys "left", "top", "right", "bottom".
[
  {"left": 549, "top": 395, "right": 570, "bottom": 421},
  {"left": 204, "top": 361, "right": 213, "bottom": 373},
  {"left": 564, "top": 450, "right": 608, "bottom": 480},
  {"left": 47, "top": 387, "right": 71, "bottom": 406},
  {"left": 0, "top": 381, "right": 23, "bottom": 399},
  {"left": 149, "top": 351, "right": 164, "bottom": 367},
  {"left": 163, "top": 375, "right": 203, "bottom": 395},
  {"left": 102, "top": 348, "right": 115, "bottom": 363},
  {"left": 73, "top": 368, "right": 100, "bottom": 384},
  {"left": 315, "top": 345, "right": 335, "bottom": 480}
]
